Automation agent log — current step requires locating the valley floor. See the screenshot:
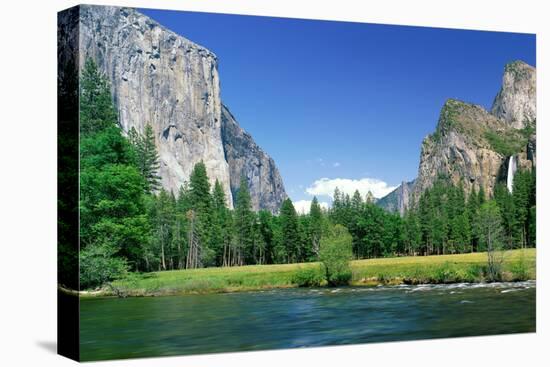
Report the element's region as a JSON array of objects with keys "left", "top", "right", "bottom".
[{"left": 80, "top": 248, "right": 536, "bottom": 298}]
